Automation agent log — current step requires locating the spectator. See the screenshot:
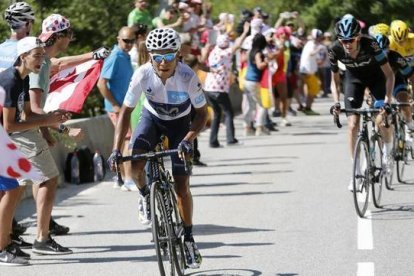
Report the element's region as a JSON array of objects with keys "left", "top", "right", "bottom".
[
  {"left": 299, "top": 28, "right": 324, "bottom": 115},
  {"left": 97, "top": 27, "right": 135, "bottom": 191},
  {"left": 317, "top": 32, "right": 332, "bottom": 98},
  {"left": 129, "top": 24, "right": 148, "bottom": 69},
  {"left": 127, "top": 0, "right": 153, "bottom": 28},
  {"left": 3, "top": 36, "right": 72, "bottom": 255},
  {"left": 204, "top": 22, "right": 250, "bottom": 147},
  {"left": 152, "top": 5, "right": 180, "bottom": 29}
]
